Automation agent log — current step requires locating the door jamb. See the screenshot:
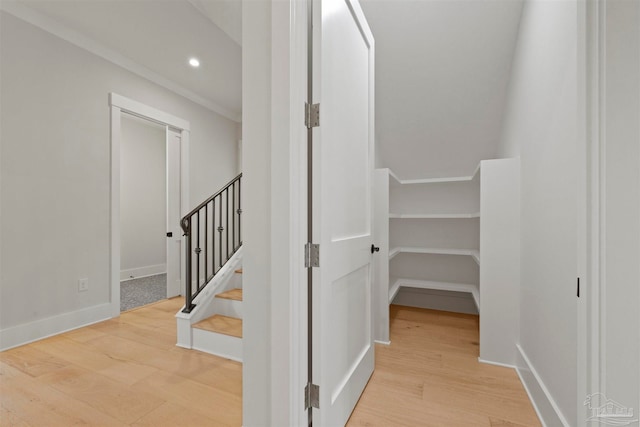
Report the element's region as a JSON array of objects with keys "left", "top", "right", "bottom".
[
  {"left": 578, "top": 0, "right": 604, "bottom": 421},
  {"left": 109, "top": 93, "right": 190, "bottom": 317}
]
